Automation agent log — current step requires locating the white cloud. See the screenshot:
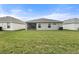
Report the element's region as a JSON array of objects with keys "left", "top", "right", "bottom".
[
  {"left": 7, "top": 9, "right": 33, "bottom": 21},
  {"left": 10, "top": 9, "right": 23, "bottom": 14},
  {"left": 10, "top": 9, "right": 27, "bottom": 16},
  {"left": 43, "top": 13, "right": 71, "bottom": 20},
  {"left": 0, "top": 5, "right": 29, "bottom": 21},
  {"left": 0, "top": 8, "right": 28, "bottom": 21},
  {"left": 27, "top": 9, "right": 33, "bottom": 12},
  {"left": 25, "top": 13, "right": 79, "bottom": 21},
  {"left": 0, "top": 8, "right": 79, "bottom": 21},
  {"left": 43, "top": 13, "right": 79, "bottom": 20},
  {"left": 0, "top": 5, "right": 79, "bottom": 21}
]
